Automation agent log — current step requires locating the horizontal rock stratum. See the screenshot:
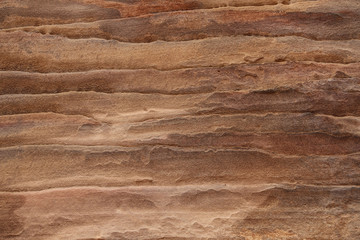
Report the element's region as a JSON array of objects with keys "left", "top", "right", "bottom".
[{"left": 0, "top": 0, "right": 360, "bottom": 240}]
